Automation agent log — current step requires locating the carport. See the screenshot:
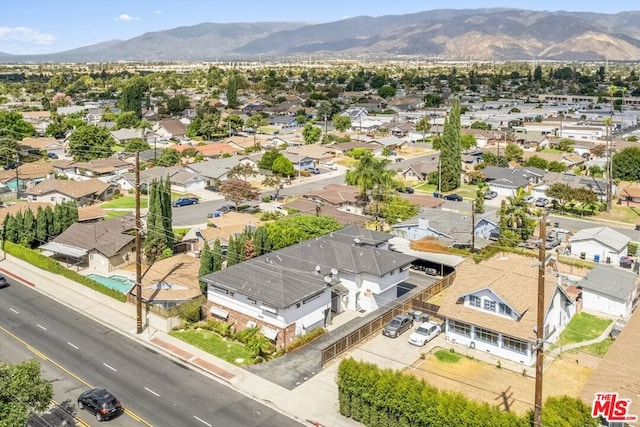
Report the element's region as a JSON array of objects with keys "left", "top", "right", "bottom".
[
  {"left": 39, "top": 241, "right": 88, "bottom": 270},
  {"left": 387, "top": 237, "right": 465, "bottom": 276}
]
